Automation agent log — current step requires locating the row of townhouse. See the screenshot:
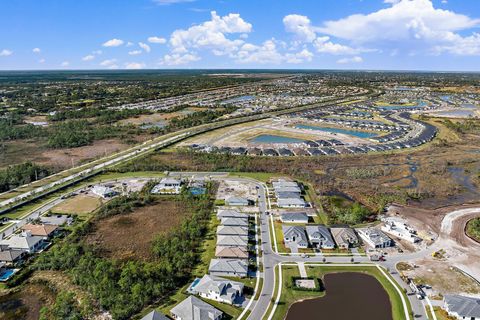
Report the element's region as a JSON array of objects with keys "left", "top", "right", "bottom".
[
  {"left": 272, "top": 179, "right": 307, "bottom": 208},
  {"left": 282, "top": 225, "right": 360, "bottom": 250},
  {"left": 145, "top": 209, "right": 253, "bottom": 319}
]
